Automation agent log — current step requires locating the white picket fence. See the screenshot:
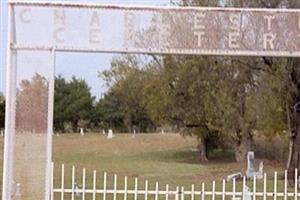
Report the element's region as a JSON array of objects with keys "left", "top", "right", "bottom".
[{"left": 51, "top": 163, "right": 300, "bottom": 200}]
